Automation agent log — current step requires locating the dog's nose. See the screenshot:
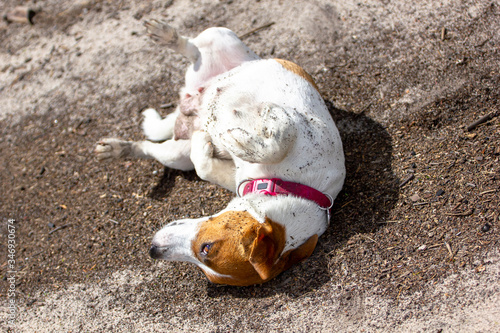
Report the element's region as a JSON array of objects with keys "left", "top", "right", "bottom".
[{"left": 149, "top": 245, "right": 163, "bottom": 259}]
